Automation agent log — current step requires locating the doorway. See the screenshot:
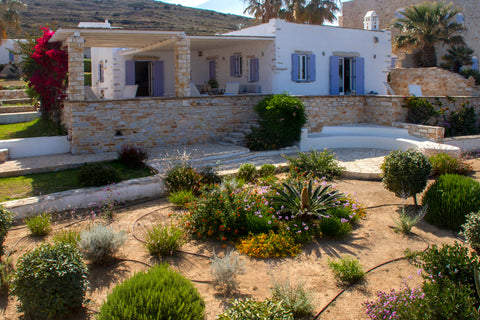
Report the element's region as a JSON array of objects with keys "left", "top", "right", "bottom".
[
  {"left": 135, "top": 61, "right": 152, "bottom": 97},
  {"left": 338, "top": 57, "right": 356, "bottom": 95}
]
